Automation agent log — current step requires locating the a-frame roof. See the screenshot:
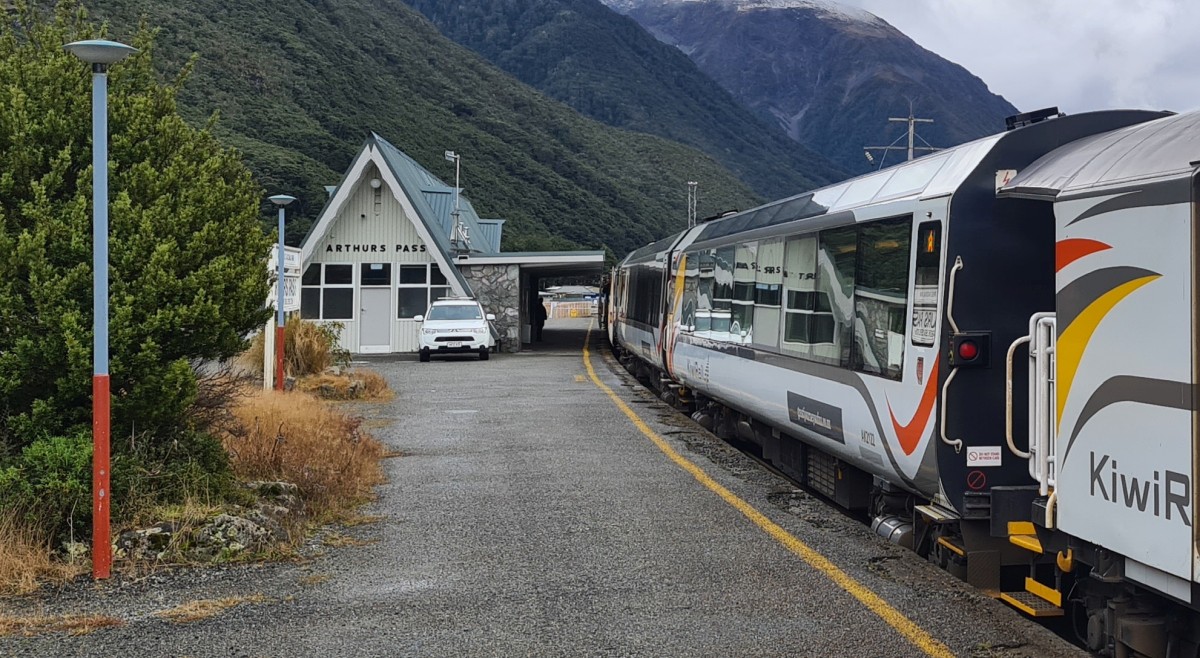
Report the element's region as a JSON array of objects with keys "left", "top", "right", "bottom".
[{"left": 299, "top": 134, "right": 507, "bottom": 297}]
